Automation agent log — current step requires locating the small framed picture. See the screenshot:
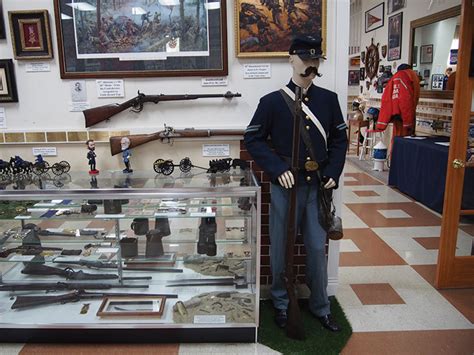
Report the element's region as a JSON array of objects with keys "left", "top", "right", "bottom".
[
  {"left": 431, "top": 74, "right": 444, "bottom": 91},
  {"left": 387, "top": 0, "right": 406, "bottom": 14},
  {"left": 8, "top": 10, "right": 53, "bottom": 60},
  {"left": 365, "top": 3, "right": 384, "bottom": 33},
  {"left": 348, "top": 70, "right": 360, "bottom": 86},
  {"left": 388, "top": 12, "right": 403, "bottom": 61},
  {"left": 423, "top": 69, "right": 430, "bottom": 78},
  {"left": 360, "top": 67, "right": 365, "bottom": 80},
  {"left": 420, "top": 44, "right": 433, "bottom": 64},
  {"left": 97, "top": 296, "right": 166, "bottom": 317},
  {"left": 0, "top": 59, "right": 18, "bottom": 103},
  {"left": 0, "top": 0, "right": 6, "bottom": 40}
]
